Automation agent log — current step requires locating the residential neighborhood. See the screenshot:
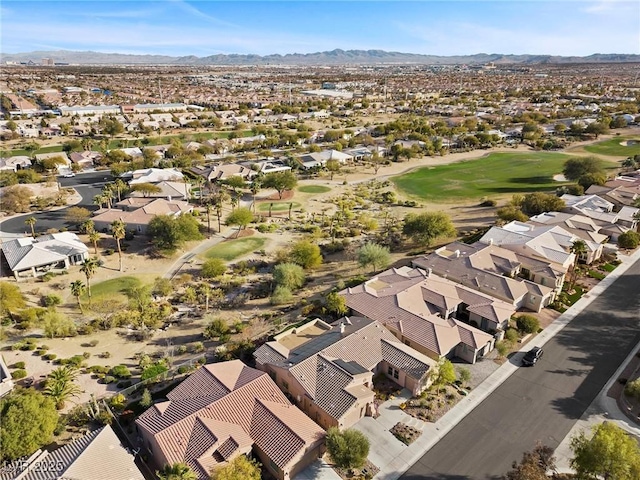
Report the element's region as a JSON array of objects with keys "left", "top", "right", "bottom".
[{"left": 1, "top": 39, "right": 640, "bottom": 480}]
